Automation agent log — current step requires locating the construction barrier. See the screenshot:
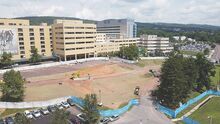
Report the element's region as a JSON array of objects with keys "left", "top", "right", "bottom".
[
  {"left": 157, "top": 90, "right": 220, "bottom": 118},
  {"left": 70, "top": 96, "right": 139, "bottom": 117},
  {"left": 183, "top": 117, "right": 200, "bottom": 124}
]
